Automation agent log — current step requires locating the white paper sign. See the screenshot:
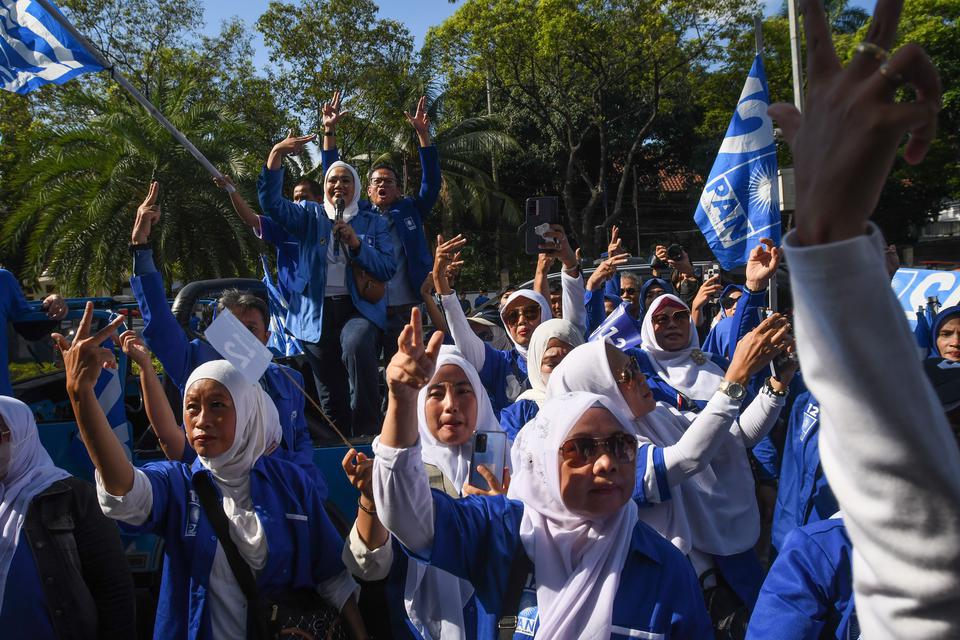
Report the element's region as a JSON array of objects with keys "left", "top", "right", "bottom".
[{"left": 204, "top": 309, "right": 273, "bottom": 385}]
